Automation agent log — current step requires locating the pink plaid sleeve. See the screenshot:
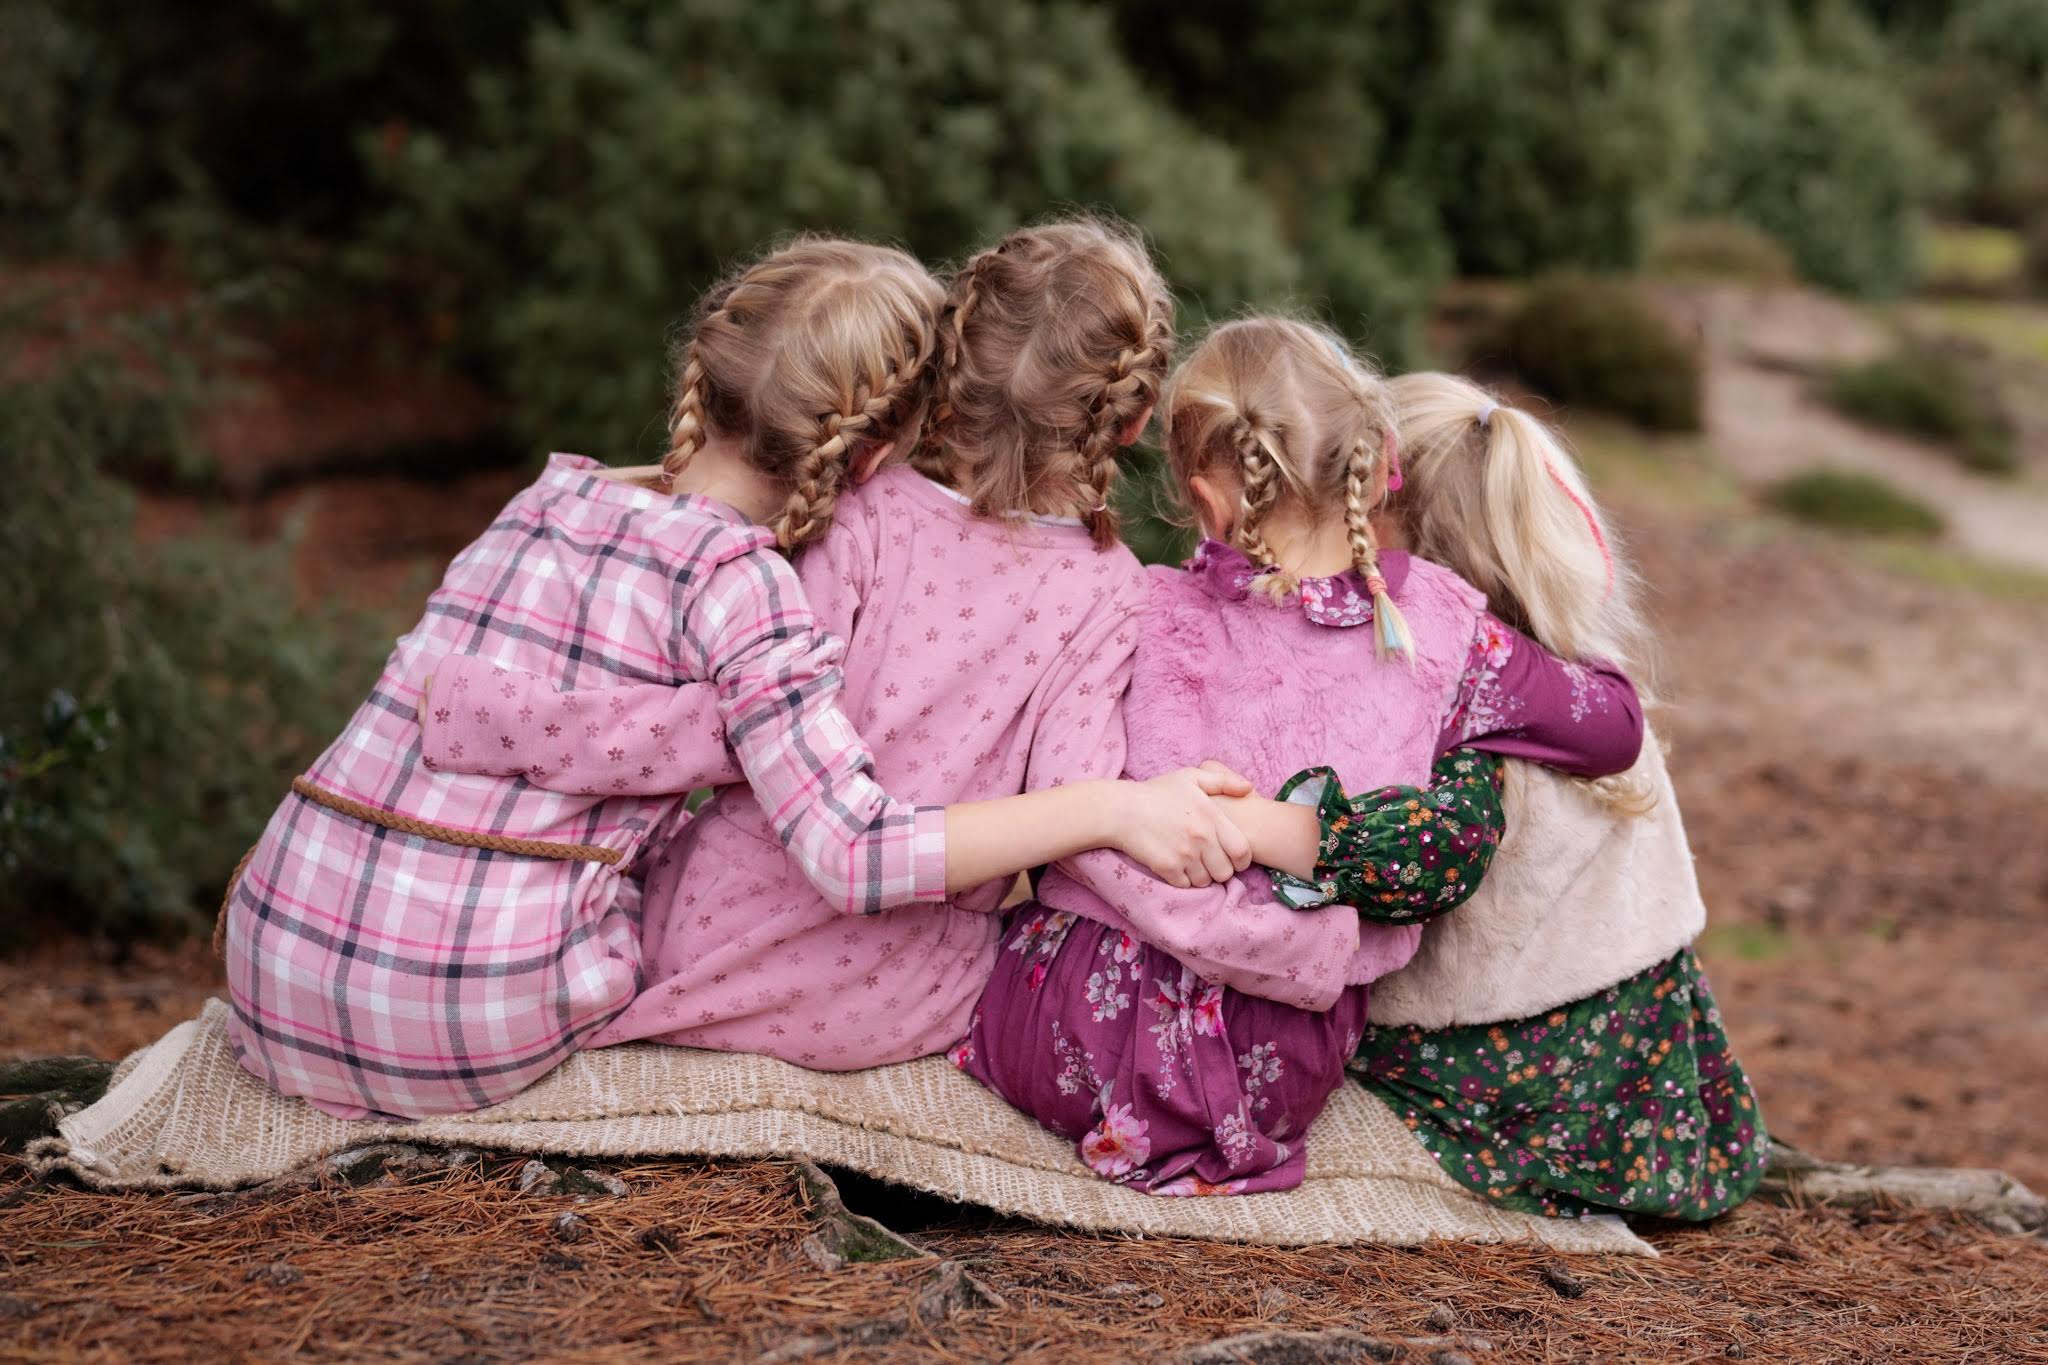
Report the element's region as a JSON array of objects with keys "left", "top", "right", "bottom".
[
  {"left": 420, "top": 658, "right": 740, "bottom": 796},
  {"left": 684, "top": 546, "right": 946, "bottom": 917}
]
